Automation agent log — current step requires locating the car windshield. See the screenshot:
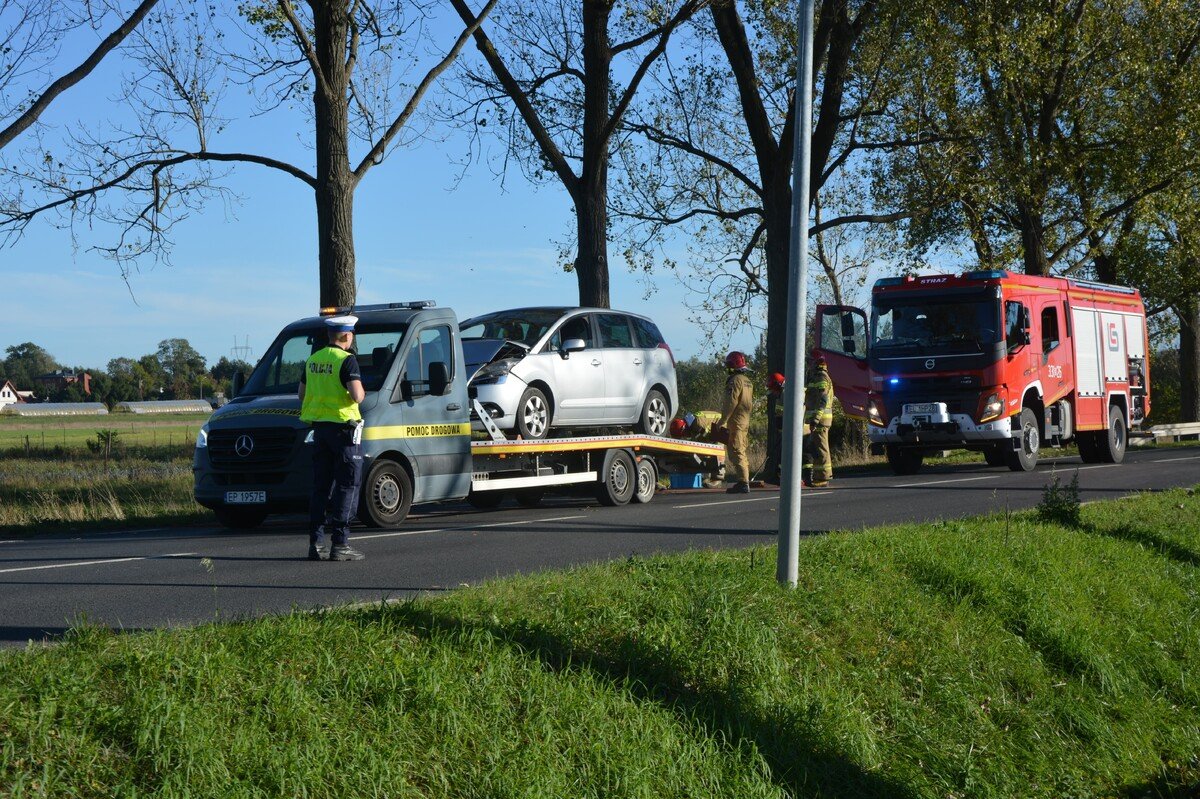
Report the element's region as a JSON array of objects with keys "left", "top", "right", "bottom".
[
  {"left": 871, "top": 297, "right": 1001, "bottom": 357},
  {"left": 241, "top": 323, "right": 408, "bottom": 395},
  {"left": 460, "top": 309, "right": 565, "bottom": 347}
]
